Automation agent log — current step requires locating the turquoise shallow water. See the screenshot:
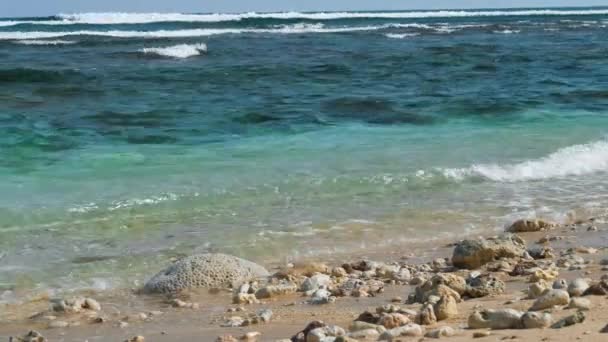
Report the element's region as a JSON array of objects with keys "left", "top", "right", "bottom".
[{"left": 1, "top": 8, "right": 608, "bottom": 298}]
